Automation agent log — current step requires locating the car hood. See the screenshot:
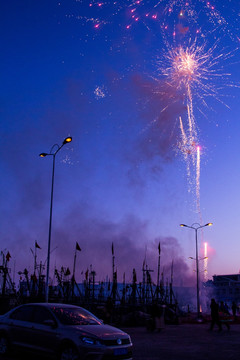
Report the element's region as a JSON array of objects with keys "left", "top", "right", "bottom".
[{"left": 71, "top": 324, "right": 128, "bottom": 339}]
